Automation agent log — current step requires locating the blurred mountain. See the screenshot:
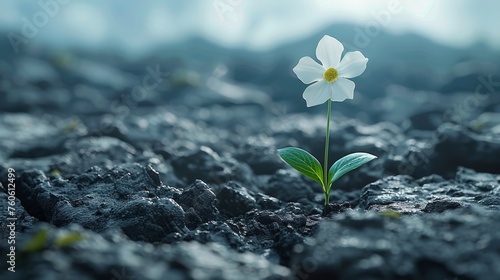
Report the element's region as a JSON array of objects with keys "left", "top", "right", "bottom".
[
  {"left": 1, "top": 23, "right": 498, "bottom": 110},
  {"left": 140, "top": 24, "right": 499, "bottom": 98}
]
